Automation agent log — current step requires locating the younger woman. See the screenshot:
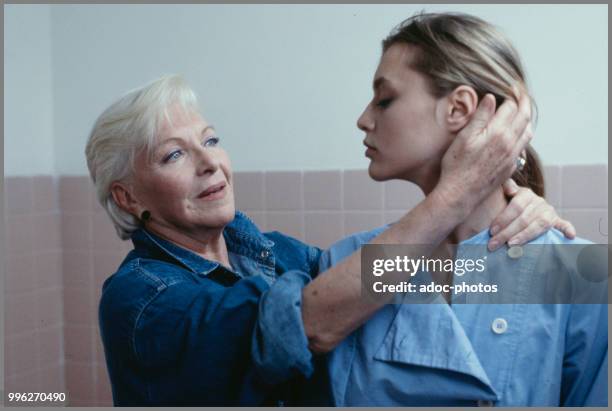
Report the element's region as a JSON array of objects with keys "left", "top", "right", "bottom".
[{"left": 317, "top": 12, "right": 607, "bottom": 406}]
